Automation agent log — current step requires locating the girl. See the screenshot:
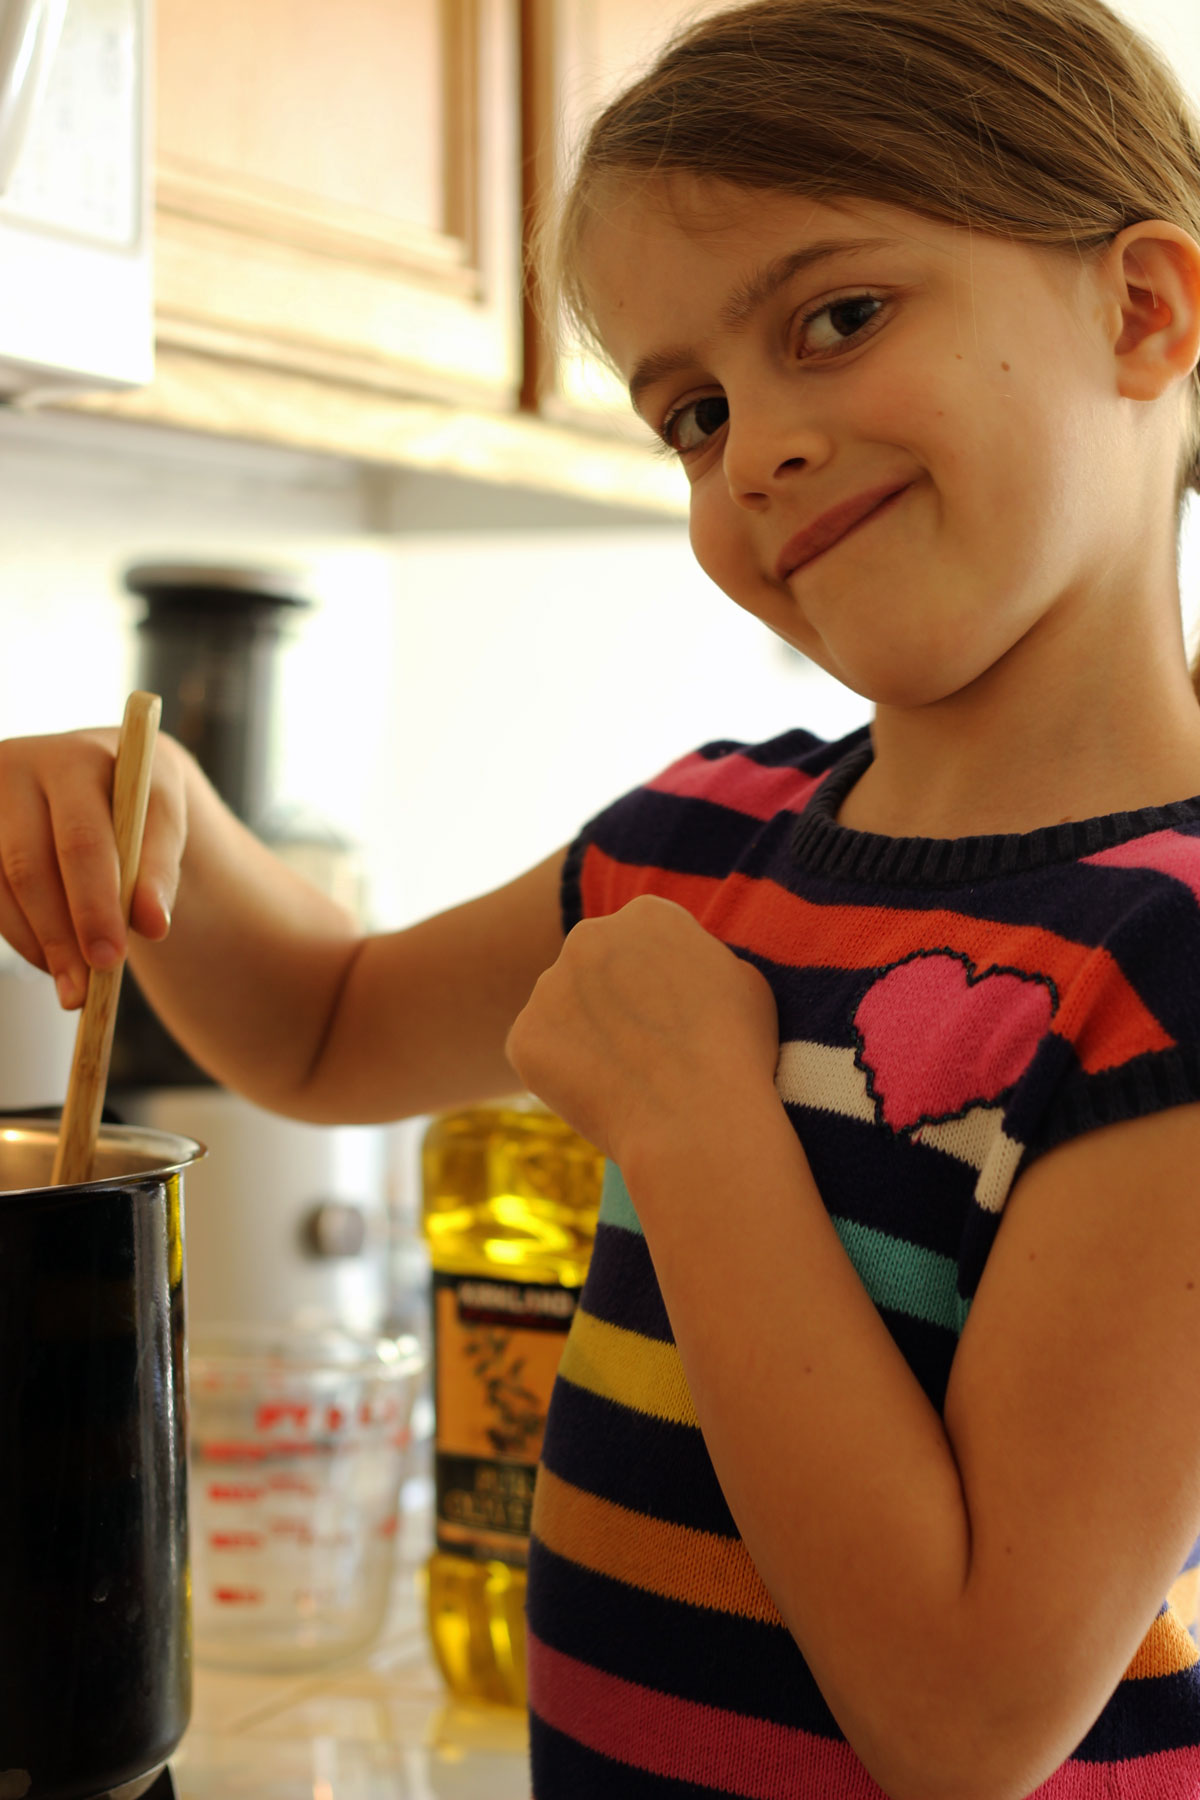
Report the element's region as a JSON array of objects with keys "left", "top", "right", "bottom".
[{"left": 5, "top": 0, "right": 1200, "bottom": 1793}]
